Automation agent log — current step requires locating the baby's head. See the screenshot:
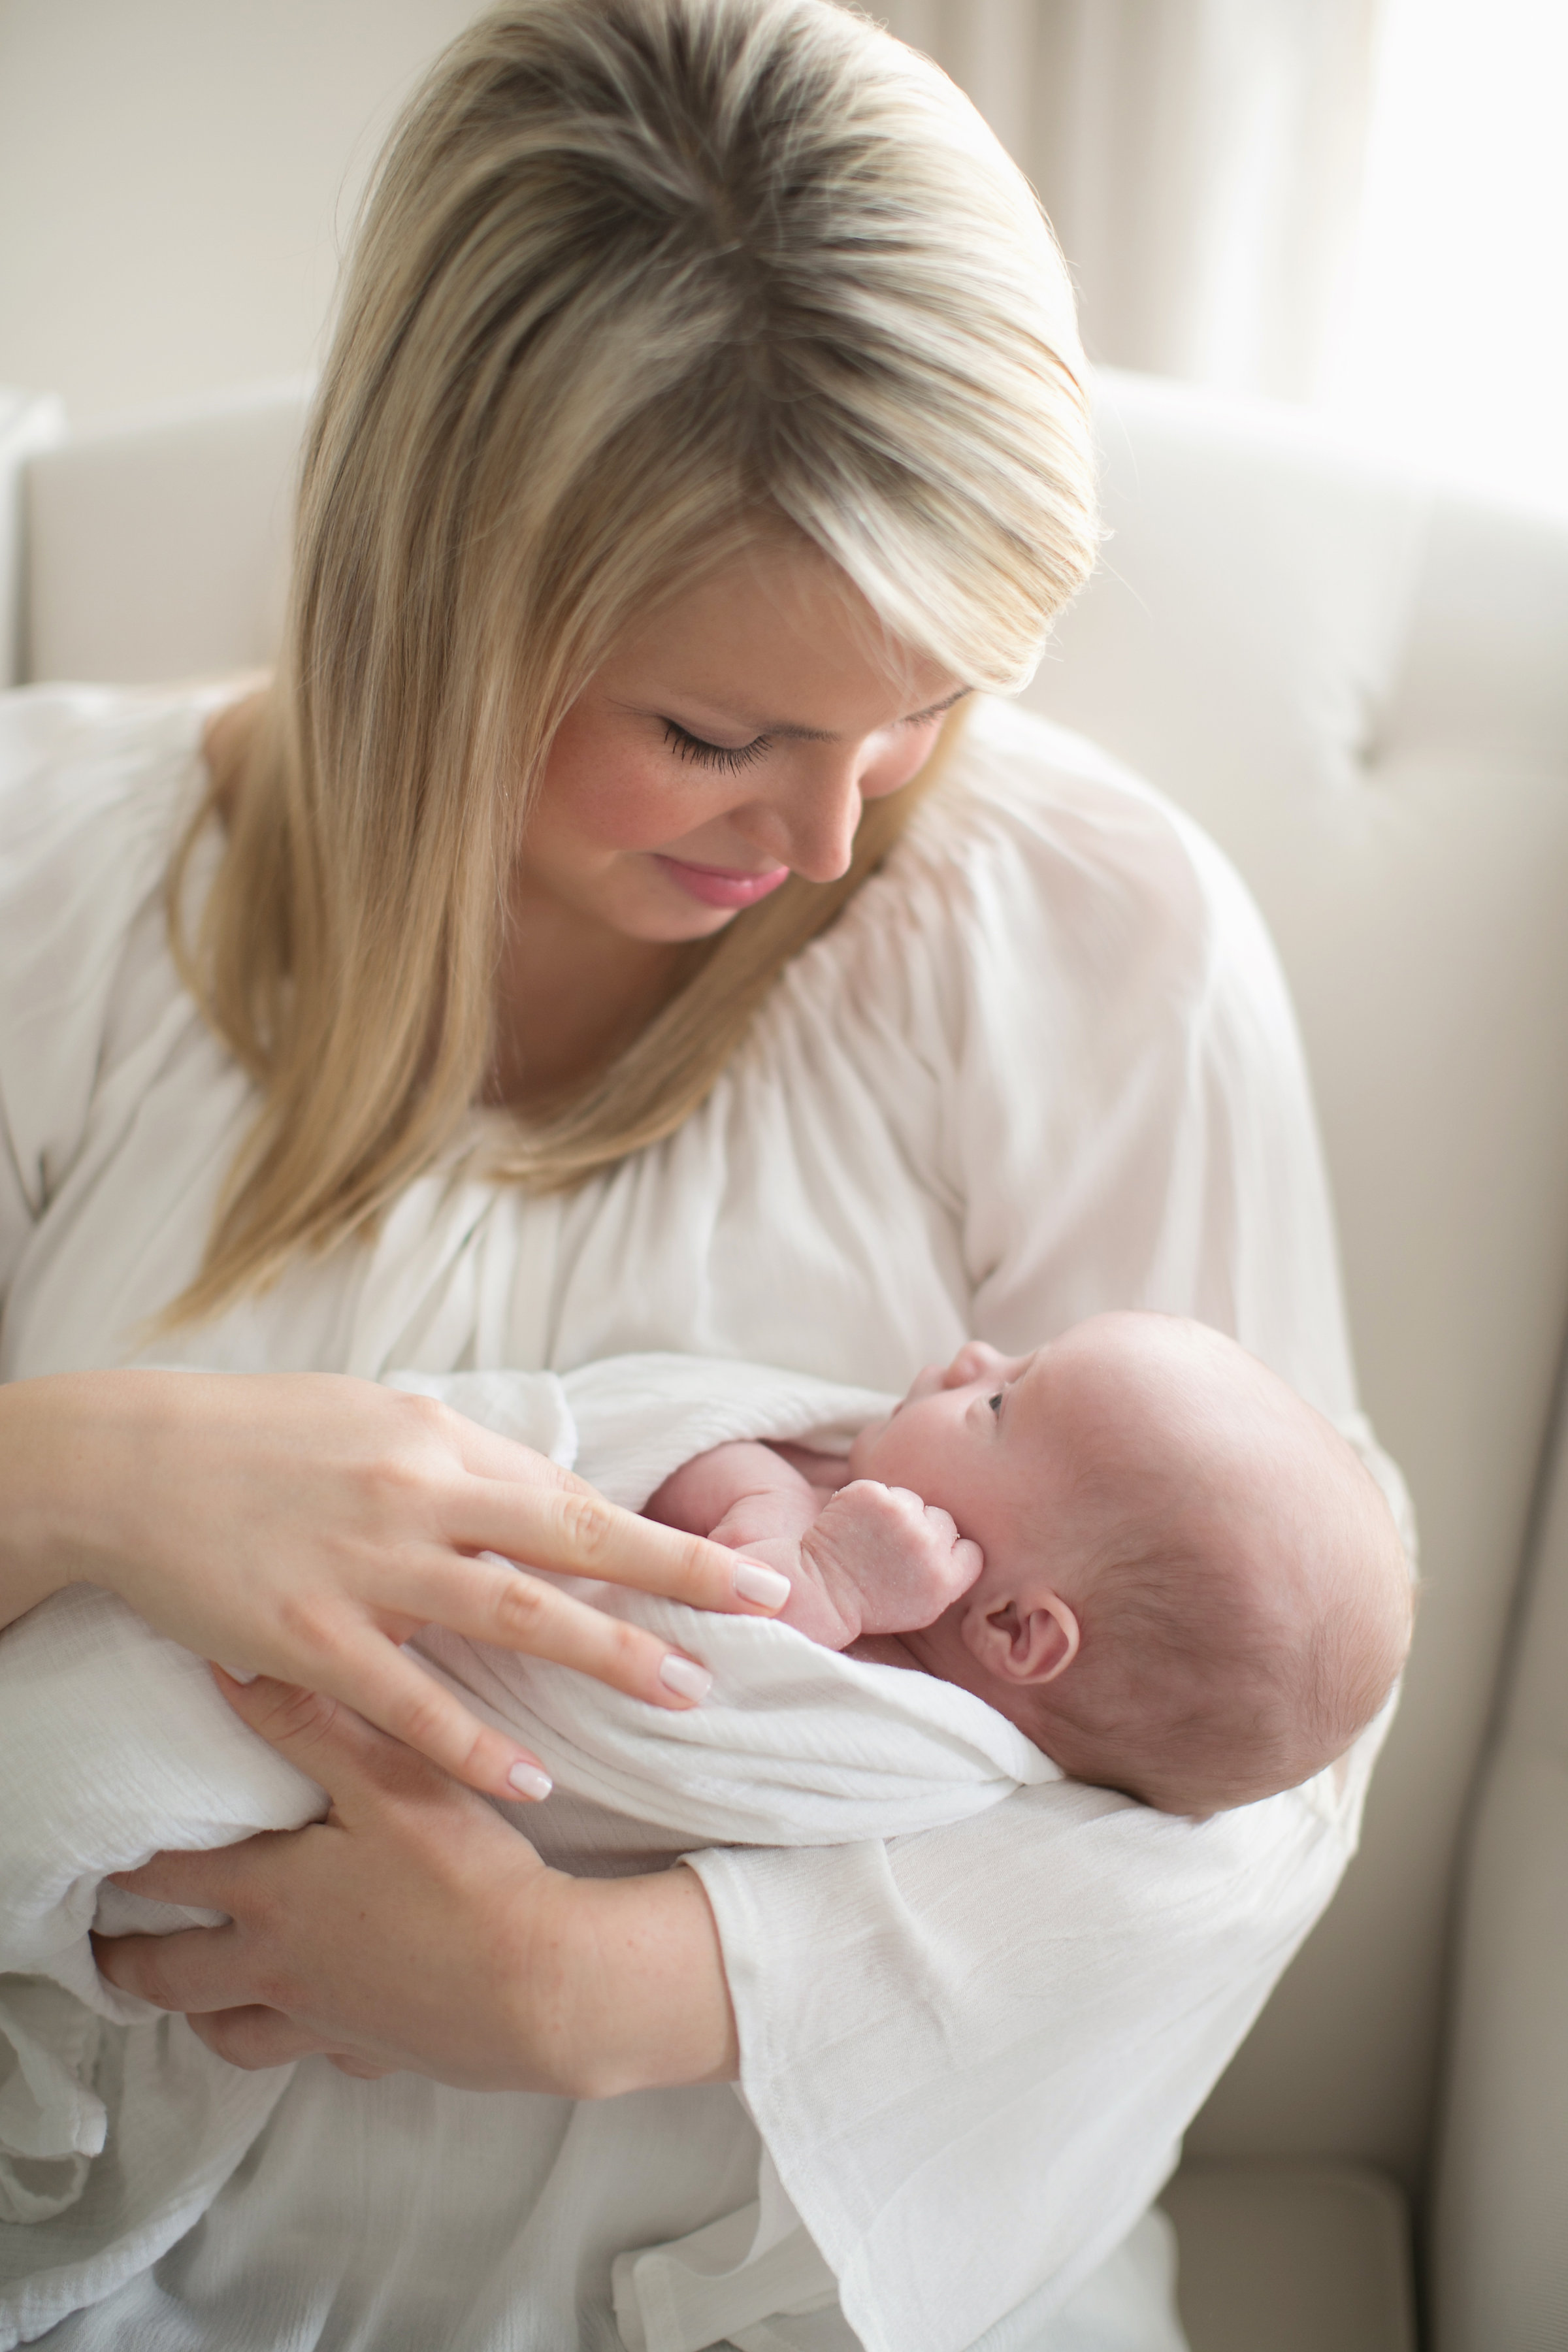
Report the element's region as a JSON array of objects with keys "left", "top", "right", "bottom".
[{"left": 847, "top": 1313, "right": 1413, "bottom": 1814}]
